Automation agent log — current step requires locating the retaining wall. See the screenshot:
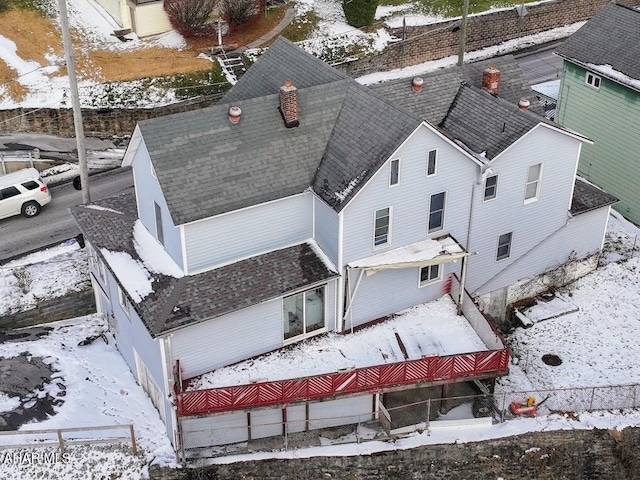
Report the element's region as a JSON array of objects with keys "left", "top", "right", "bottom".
[
  {"left": 150, "top": 427, "right": 640, "bottom": 479},
  {"left": 0, "top": 287, "right": 95, "bottom": 330}
]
